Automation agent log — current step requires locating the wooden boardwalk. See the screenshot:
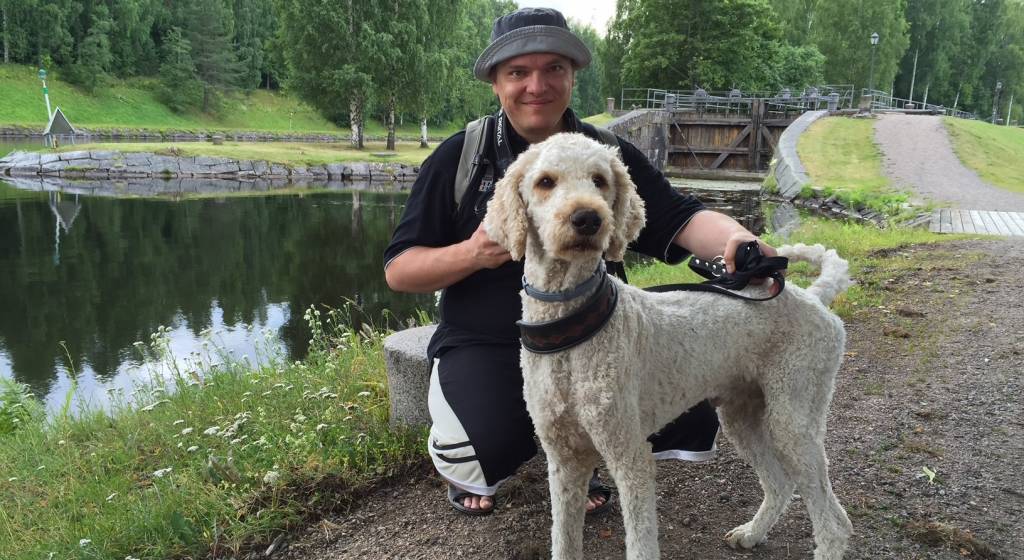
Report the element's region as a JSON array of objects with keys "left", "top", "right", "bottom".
[{"left": 930, "top": 209, "right": 1024, "bottom": 236}]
